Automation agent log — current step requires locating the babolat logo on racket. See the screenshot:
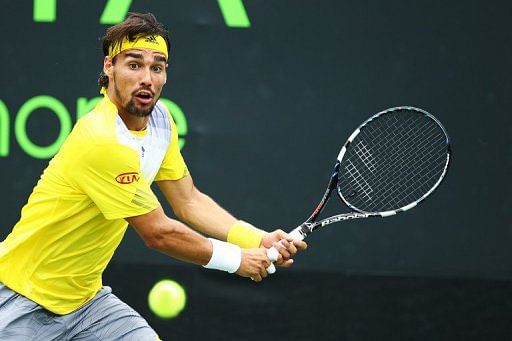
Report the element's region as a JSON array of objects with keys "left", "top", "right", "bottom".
[
  {"left": 115, "top": 172, "right": 140, "bottom": 184},
  {"left": 321, "top": 213, "right": 369, "bottom": 226}
]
